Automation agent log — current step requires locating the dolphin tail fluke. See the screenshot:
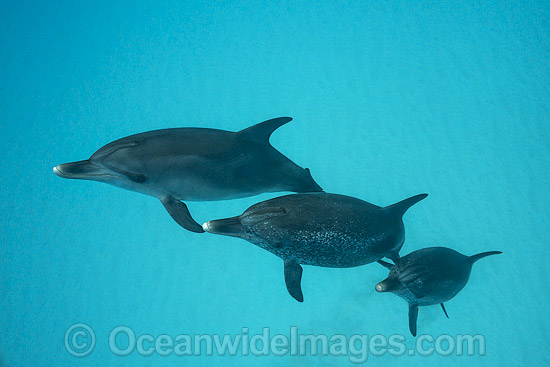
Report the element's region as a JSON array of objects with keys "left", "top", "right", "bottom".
[
  {"left": 202, "top": 216, "right": 244, "bottom": 235},
  {"left": 469, "top": 251, "right": 502, "bottom": 264},
  {"left": 53, "top": 160, "right": 107, "bottom": 179},
  {"left": 385, "top": 193, "right": 428, "bottom": 218},
  {"left": 161, "top": 197, "right": 204, "bottom": 233}
]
